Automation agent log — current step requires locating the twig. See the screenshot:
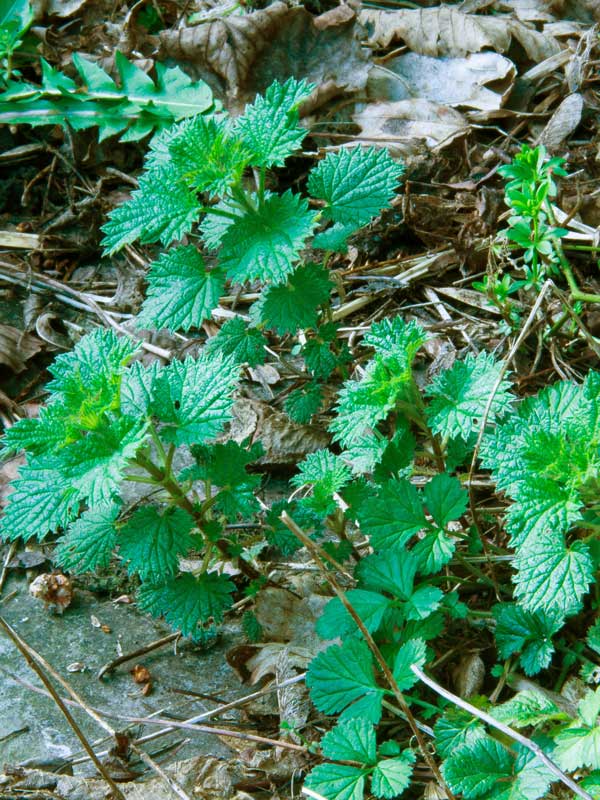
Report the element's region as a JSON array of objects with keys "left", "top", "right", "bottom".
[
  {"left": 0, "top": 615, "right": 126, "bottom": 800},
  {"left": 280, "top": 511, "right": 456, "bottom": 800},
  {"left": 411, "top": 664, "right": 593, "bottom": 800},
  {"left": 0, "top": 617, "right": 191, "bottom": 800},
  {"left": 97, "top": 632, "right": 179, "bottom": 679},
  {"left": 0, "top": 542, "right": 17, "bottom": 595}
]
